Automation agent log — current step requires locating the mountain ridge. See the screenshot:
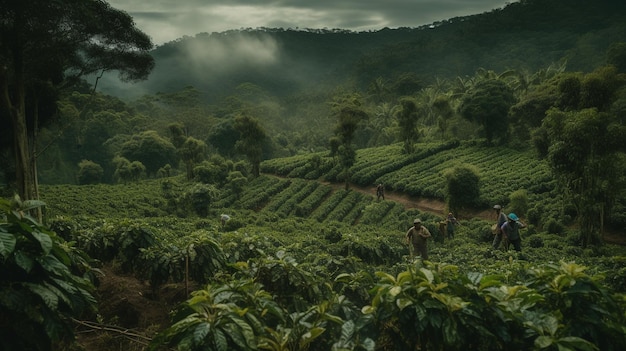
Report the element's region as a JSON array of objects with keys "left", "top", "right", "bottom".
[{"left": 97, "top": 0, "right": 626, "bottom": 101}]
